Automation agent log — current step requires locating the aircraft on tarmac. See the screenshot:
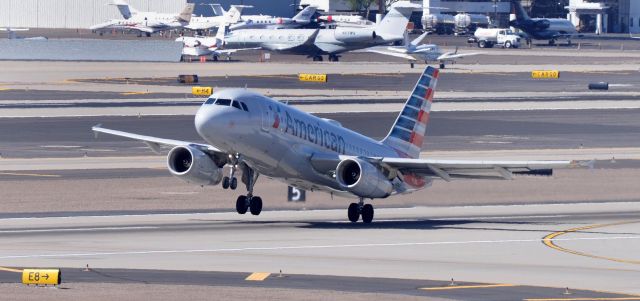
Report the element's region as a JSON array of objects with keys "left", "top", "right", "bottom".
[
  {"left": 317, "top": 14, "right": 371, "bottom": 26},
  {"left": 184, "top": 4, "right": 248, "bottom": 32},
  {"left": 229, "top": 6, "right": 318, "bottom": 31},
  {"left": 217, "top": 1, "right": 421, "bottom": 62},
  {"left": 509, "top": 0, "right": 578, "bottom": 45},
  {"left": 360, "top": 31, "right": 482, "bottom": 68},
  {"left": 0, "top": 28, "right": 47, "bottom": 40},
  {"left": 90, "top": 0, "right": 195, "bottom": 37},
  {"left": 92, "top": 66, "right": 584, "bottom": 224}
]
